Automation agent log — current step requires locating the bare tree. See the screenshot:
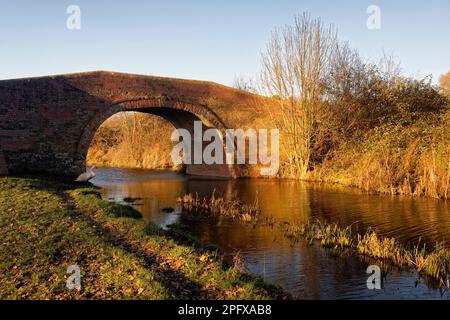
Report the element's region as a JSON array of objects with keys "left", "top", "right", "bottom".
[
  {"left": 260, "top": 13, "right": 336, "bottom": 178},
  {"left": 379, "top": 51, "right": 402, "bottom": 86},
  {"left": 118, "top": 112, "right": 147, "bottom": 164},
  {"left": 233, "top": 75, "right": 257, "bottom": 93}
]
